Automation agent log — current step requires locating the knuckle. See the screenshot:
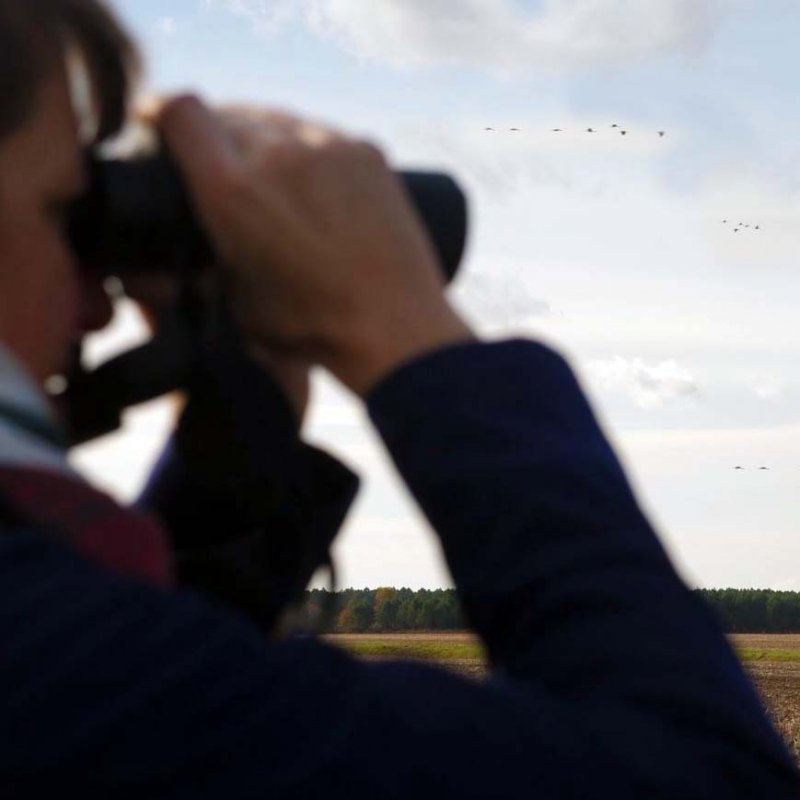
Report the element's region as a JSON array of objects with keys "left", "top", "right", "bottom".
[{"left": 318, "top": 137, "right": 387, "bottom": 170}]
